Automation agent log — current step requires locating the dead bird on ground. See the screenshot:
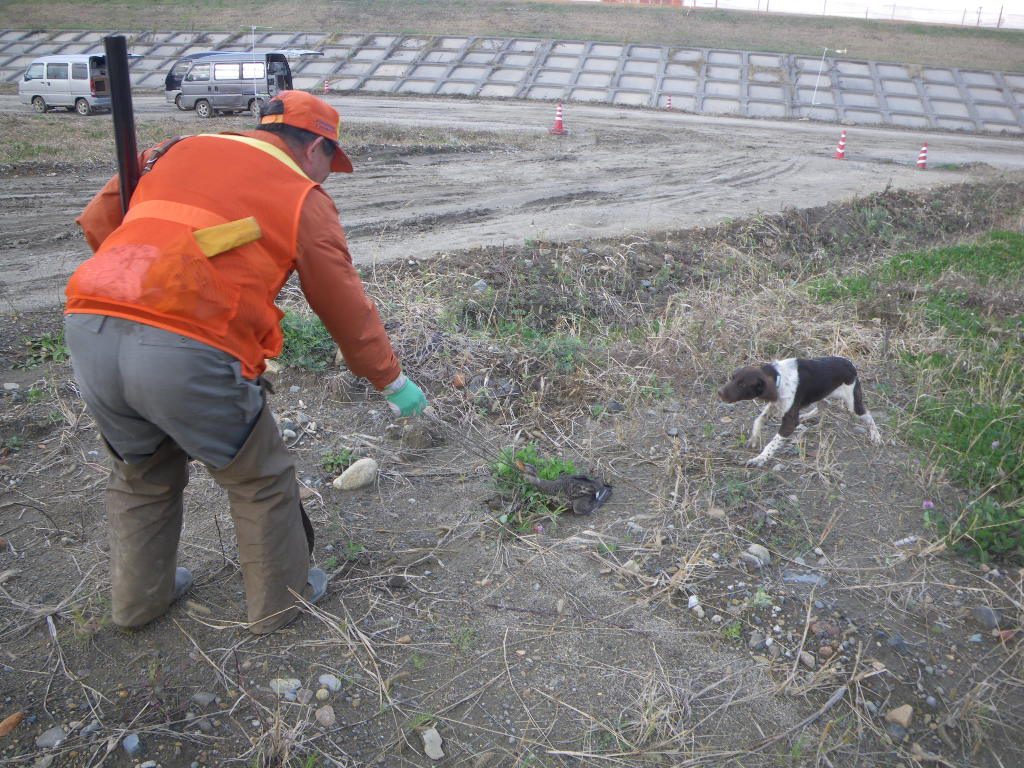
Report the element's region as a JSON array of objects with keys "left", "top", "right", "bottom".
[{"left": 515, "top": 460, "right": 612, "bottom": 516}]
